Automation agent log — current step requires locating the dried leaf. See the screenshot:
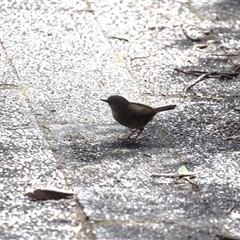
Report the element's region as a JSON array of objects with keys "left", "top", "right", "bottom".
[
  {"left": 25, "top": 188, "right": 75, "bottom": 200},
  {"left": 178, "top": 165, "right": 196, "bottom": 185},
  {"left": 178, "top": 165, "right": 191, "bottom": 175},
  {"left": 197, "top": 44, "right": 207, "bottom": 49}
]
